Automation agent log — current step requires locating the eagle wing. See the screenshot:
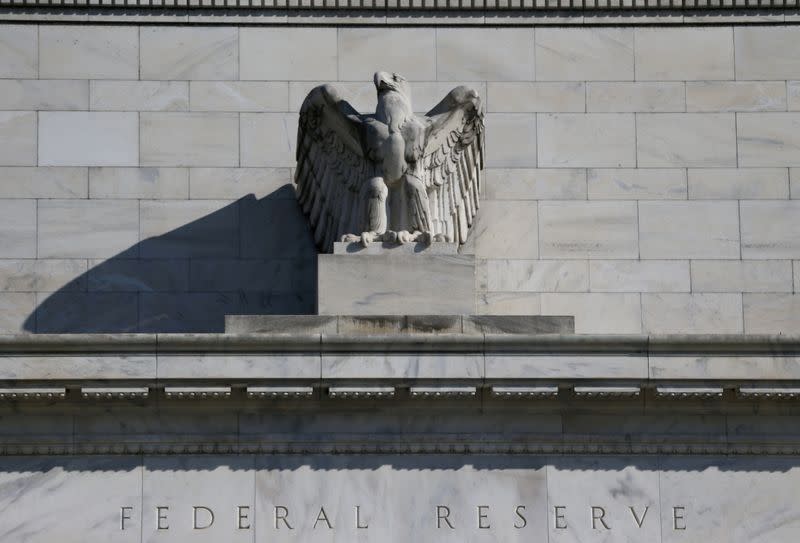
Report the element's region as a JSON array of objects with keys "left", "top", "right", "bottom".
[
  {"left": 420, "top": 85, "right": 485, "bottom": 245},
  {"left": 295, "top": 84, "right": 375, "bottom": 253}
]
